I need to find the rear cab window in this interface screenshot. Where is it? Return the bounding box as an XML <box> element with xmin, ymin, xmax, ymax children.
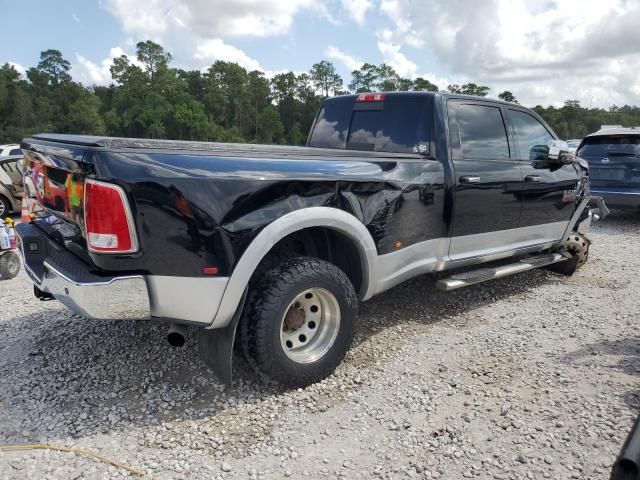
<box><xmin>308</xmin><ymin>94</ymin><xmax>433</xmax><ymax>155</ymax></box>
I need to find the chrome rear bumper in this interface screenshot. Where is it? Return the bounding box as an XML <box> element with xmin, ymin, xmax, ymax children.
<box><xmin>16</xmin><ymin>223</ymin><xmax>151</xmax><ymax>320</ymax></box>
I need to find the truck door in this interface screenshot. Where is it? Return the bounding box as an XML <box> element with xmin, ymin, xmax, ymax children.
<box><xmin>507</xmin><ymin>108</ymin><xmax>579</xmax><ymax>229</ymax></box>
<box><xmin>446</xmin><ymin>100</ymin><xmax>523</xmax><ymax>260</ymax></box>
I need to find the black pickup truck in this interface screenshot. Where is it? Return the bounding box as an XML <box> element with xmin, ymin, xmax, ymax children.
<box><xmin>15</xmin><ymin>92</ymin><xmax>606</xmax><ymax>387</ymax></box>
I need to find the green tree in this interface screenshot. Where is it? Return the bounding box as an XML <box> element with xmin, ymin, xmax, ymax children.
<box><xmin>309</xmin><ymin>60</ymin><xmax>343</xmax><ymax>97</ymax></box>
<box><xmin>498</xmin><ymin>91</ymin><xmax>517</xmax><ymax>103</ymax></box>
<box><xmin>448</xmin><ymin>83</ymin><xmax>490</xmax><ymax>96</ymax></box>
<box><xmin>258</xmin><ymin>106</ymin><xmax>284</xmax><ymax>143</ymax></box>
<box><xmin>349</xmin><ymin>63</ymin><xmax>378</xmax><ymax>92</ymax></box>
<box><xmin>462</xmin><ymin>83</ymin><xmax>489</xmax><ymax>96</ymax></box>
<box><xmin>413</xmin><ymin>77</ymin><xmax>438</xmax><ymax>92</ymax></box>
<box><xmin>5</xmin><ymin>38</ymin><xmax>640</xmax><ymax>147</ymax></box>
<box><xmin>136</xmin><ymin>40</ymin><xmax>172</xmax><ymax>81</ymax></box>
<box><xmin>66</xmin><ymin>92</ymin><xmax>105</xmax><ymax>134</ymax></box>
<box><xmin>37</xmin><ymin>49</ymin><xmax>72</xmax><ymax>85</ymax></box>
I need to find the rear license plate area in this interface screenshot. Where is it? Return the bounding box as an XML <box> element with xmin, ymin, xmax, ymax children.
<box><xmin>591</xmin><ymin>168</ymin><xmax>625</xmax><ymax>181</ymax></box>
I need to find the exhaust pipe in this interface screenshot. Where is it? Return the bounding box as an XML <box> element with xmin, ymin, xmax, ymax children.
<box><xmin>167</xmin><ymin>322</ymin><xmax>188</xmax><ymax>347</ymax></box>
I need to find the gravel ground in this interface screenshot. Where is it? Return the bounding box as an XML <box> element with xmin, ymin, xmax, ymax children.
<box><xmin>1</xmin><ymin>210</ymin><xmax>639</xmax><ymax>480</ymax></box>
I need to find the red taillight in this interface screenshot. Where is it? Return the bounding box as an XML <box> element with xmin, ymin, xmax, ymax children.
<box><xmin>355</xmin><ymin>93</ymin><xmax>385</xmax><ymax>102</ymax></box>
<box><xmin>84</xmin><ymin>179</ymin><xmax>138</xmax><ymax>254</ymax></box>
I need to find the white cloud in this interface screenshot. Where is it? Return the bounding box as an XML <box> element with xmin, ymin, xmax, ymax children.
<box><xmin>341</xmin><ymin>0</ymin><xmax>372</xmax><ymax>25</ymax></box>
<box><xmin>7</xmin><ymin>62</ymin><xmax>26</xmax><ymax>76</ymax></box>
<box><xmin>72</xmin><ymin>12</ymin><xmax>81</xmax><ymax>24</ymax></box>
<box><xmin>194</xmin><ymin>39</ymin><xmax>262</xmax><ymax>71</ymax></box>
<box><xmin>377</xmin><ymin>39</ymin><xmax>417</xmax><ymax>78</ymax></box>
<box><xmin>379</xmin><ymin>0</ymin><xmax>640</xmax><ymax>106</ymax></box>
<box><xmin>73</xmin><ymin>47</ymin><xmax>140</xmax><ymax>86</ymax></box>
<box><xmin>326</xmin><ymin>45</ymin><xmax>363</xmax><ymax>71</ymax></box>
<box><xmin>102</xmin><ymin>0</ymin><xmax>318</xmax><ymax>39</ymax></box>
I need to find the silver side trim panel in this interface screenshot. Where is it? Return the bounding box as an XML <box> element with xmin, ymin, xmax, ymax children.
<box><xmin>373</xmin><ymin>238</ymin><xmax>449</xmax><ymax>295</ymax></box>
<box><xmin>448</xmin><ymin>221</ymin><xmax>567</xmax><ymax>261</ymax></box>
<box><xmin>371</xmin><ymin>221</ymin><xmax>568</xmax><ymax>296</ymax></box>
<box><xmin>146</xmin><ymin>276</ymin><xmax>229</xmax><ymax>325</ymax></box>
<box><xmin>211</xmin><ymin>207</ymin><xmax>378</xmax><ymax>328</ymax></box>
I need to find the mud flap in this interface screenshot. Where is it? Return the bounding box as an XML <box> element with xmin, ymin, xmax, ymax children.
<box><xmin>198</xmin><ymin>290</ymin><xmax>247</xmax><ymax>387</ymax></box>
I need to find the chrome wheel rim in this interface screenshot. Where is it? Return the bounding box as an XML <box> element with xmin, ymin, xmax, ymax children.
<box><xmin>280</xmin><ymin>288</ymin><xmax>341</xmax><ymax>364</ymax></box>
<box><xmin>0</xmin><ymin>201</ymin><xmax>5</xmax><ymax>217</ymax></box>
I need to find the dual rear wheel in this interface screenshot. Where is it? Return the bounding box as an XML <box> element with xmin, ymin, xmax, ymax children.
<box><xmin>238</xmin><ymin>256</ymin><xmax>357</xmax><ymax>388</ymax></box>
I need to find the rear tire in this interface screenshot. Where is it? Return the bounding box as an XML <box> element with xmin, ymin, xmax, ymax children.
<box><xmin>0</xmin><ymin>251</ymin><xmax>20</xmax><ymax>280</ymax></box>
<box><xmin>238</xmin><ymin>256</ymin><xmax>357</xmax><ymax>388</ymax></box>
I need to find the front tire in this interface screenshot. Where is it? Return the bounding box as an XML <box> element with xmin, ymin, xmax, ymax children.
<box><xmin>239</xmin><ymin>256</ymin><xmax>358</xmax><ymax>388</ymax></box>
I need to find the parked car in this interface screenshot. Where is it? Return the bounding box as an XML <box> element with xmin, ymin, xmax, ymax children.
<box><xmin>0</xmin><ymin>155</ymin><xmax>24</xmax><ymax>216</ymax></box>
<box><xmin>577</xmin><ymin>128</ymin><xmax>640</xmax><ymax>210</ymax></box>
<box><xmin>15</xmin><ymin>92</ymin><xmax>605</xmax><ymax>387</ymax></box>
<box><xmin>0</xmin><ymin>144</ymin><xmax>23</xmax><ymax>157</ymax></box>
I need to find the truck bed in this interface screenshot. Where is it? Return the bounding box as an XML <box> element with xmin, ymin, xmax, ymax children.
<box><xmin>25</xmin><ymin>134</ymin><xmax>422</xmax><ymax>161</ymax></box>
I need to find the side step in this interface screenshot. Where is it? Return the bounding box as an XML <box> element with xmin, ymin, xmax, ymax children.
<box><xmin>436</xmin><ymin>253</ymin><xmax>567</xmax><ymax>291</ymax></box>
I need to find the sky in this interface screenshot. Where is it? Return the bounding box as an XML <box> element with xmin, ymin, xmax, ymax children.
<box><xmin>1</xmin><ymin>0</ymin><xmax>640</xmax><ymax>108</ymax></box>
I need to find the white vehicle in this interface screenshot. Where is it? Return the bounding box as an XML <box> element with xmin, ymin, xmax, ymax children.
<box><xmin>0</xmin><ymin>144</ymin><xmax>22</xmax><ymax>157</ymax></box>
<box><xmin>566</xmin><ymin>139</ymin><xmax>581</xmax><ymax>153</ymax></box>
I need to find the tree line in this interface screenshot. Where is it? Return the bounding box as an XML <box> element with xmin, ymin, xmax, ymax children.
<box><xmin>1</xmin><ymin>41</ymin><xmax>639</xmax><ymax>145</ymax></box>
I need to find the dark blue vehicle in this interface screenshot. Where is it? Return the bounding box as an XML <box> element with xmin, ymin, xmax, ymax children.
<box><xmin>578</xmin><ymin>128</ymin><xmax>640</xmax><ymax>210</ymax></box>
<box><xmin>15</xmin><ymin>92</ymin><xmax>605</xmax><ymax>387</ymax></box>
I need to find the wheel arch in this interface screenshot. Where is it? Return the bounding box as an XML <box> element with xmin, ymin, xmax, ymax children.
<box><xmin>209</xmin><ymin>207</ymin><xmax>378</xmax><ymax>329</ymax></box>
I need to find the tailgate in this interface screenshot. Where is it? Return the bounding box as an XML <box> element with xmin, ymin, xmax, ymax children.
<box><xmin>21</xmin><ymin>136</ymin><xmax>95</xmax><ymax>264</ymax></box>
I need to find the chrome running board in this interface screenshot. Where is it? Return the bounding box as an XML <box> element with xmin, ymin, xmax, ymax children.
<box><xmin>436</xmin><ymin>253</ymin><xmax>567</xmax><ymax>291</ymax></box>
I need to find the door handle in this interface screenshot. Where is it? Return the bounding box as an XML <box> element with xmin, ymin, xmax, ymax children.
<box><xmin>525</xmin><ymin>175</ymin><xmax>542</xmax><ymax>183</ymax></box>
<box><xmin>460</xmin><ymin>176</ymin><xmax>481</xmax><ymax>184</ymax></box>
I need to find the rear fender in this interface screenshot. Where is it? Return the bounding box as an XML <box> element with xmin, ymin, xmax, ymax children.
<box><xmin>209</xmin><ymin>207</ymin><xmax>378</xmax><ymax>329</ymax></box>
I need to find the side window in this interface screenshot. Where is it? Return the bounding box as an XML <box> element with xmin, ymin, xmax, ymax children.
<box><xmin>457</xmin><ymin>104</ymin><xmax>510</xmax><ymax>159</ymax></box>
<box><xmin>9</xmin><ymin>149</ymin><xmax>22</xmax><ymax>156</ymax></box>
<box><xmin>509</xmin><ymin>110</ymin><xmax>553</xmax><ymax>160</ymax></box>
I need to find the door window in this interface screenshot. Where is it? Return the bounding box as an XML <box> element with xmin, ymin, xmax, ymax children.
<box><xmin>509</xmin><ymin>110</ymin><xmax>554</xmax><ymax>160</ymax></box>
<box><xmin>457</xmin><ymin>104</ymin><xmax>510</xmax><ymax>159</ymax></box>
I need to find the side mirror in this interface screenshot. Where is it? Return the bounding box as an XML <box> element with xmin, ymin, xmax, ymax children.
<box><xmin>547</xmin><ymin>140</ymin><xmax>570</xmax><ymax>161</ymax></box>
<box><xmin>530</xmin><ymin>140</ymin><xmax>572</xmax><ymax>164</ymax></box>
